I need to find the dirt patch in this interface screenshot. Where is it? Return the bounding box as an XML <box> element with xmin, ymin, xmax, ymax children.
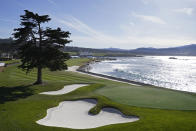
<box><xmin>0</xmin><ymin>67</ymin><xmax>4</xmax><ymax>72</ymax></box>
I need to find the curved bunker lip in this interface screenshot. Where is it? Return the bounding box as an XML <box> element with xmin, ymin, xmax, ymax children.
<box><xmin>39</xmin><ymin>84</ymin><xmax>89</xmax><ymax>95</ymax></box>
<box><xmin>36</xmin><ymin>99</ymin><xmax>139</xmax><ymax>129</ymax></box>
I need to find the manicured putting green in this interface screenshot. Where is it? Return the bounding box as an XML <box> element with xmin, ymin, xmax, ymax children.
<box><xmin>95</xmin><ymin>85</ymin><xmax>196</xmax><ymax>110</ymax></box>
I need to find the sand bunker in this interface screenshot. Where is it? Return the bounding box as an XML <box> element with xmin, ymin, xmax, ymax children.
<box><xmin>40</xmin><ymin>84</ymin><xmax>88</xmax><ymax>95</ymax></box>
<box><xmin>36</xmin><ymin>99</ymin><xmax>139</xmax><ymax>129</ymax></box>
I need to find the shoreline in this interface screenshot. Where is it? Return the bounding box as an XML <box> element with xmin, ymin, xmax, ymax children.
<box><xmin>77</xmin><ymin>60</ymin><xmax>155</xmax><ymax>87</ymax></box>
<box><xmin>75</xmin><ymin>59</ymin><xmax>196</xmax><ymax>95</ymax></box>
<box><xmin>77</xmin><ymin>65</ymin><xmax>148</xmax><ymax>86</ymax></box>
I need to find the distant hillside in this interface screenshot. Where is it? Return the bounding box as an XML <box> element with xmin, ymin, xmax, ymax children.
<box><xmin>0</xmin><ymin>37</ymin><xmax>196</xmax><ymax>56</ymax></box>
<box><xmin>63</xmin><ymin>46</ymin><xmax>137</xmax><ymax>57</ymax></box>
<box><xmin>130</xmin><ymin>44</ymin><xmax>196</xmax><ymax>56</ymax></box>
<box><xmin>64</xmin><ymin>46</ymin><xmax>129</xmax><ymax>53</ymax></box>
<box><xmin>64</xmin><ymin>44</ymin><xmax>196</xmax><ymax>56</ymax></box>
<box><xmin>0</xmin><ymin>38</ymin><xmax>15</xmax><ymax>53</ymax></box>
<box><xmin>103</xmin><ymin>48</ymin><xmax>127</xmax><ymax>52</ymax></box>
<box><xmin>0</xmin><ymin>38</ymin><xmax>13</xmax><ymax>44</ymax></box>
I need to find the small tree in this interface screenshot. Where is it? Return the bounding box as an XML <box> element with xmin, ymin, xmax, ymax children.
<box><xmin>13</xmin><ymin>10</ymin><xmax>71</xmax><ymax>84</ymax></box>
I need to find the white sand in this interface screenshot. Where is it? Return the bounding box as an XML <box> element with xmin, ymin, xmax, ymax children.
<box><xmin>36</xmin><ymin>99</ymin><xmax>139</xmax><ymax>129</ymax></box>
<box><xmin>67</xmin><ymin>66</ymin><xmax>79</xmax><ymax>72</ymax></box>
<box><xmin>40</xmin><ymin>84</ymin><xmax>88</xmax><ymax>95</ymax></box>
<box><xmin>67</xmin><ymin>66</ymin><xmax>140</xmax><ymax>86</ymax></box>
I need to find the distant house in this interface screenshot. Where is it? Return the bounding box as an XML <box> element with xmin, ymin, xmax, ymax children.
<box><xmin>0</xmin><ymin>63</ymin><xmax>5</xmax><ymax>67</ymax></box>
<box><xmin>71</xmin><ymin>56</ymin><xmax>79</xmax><ymax>58</ymax></box>
<box><xmin>79</xmin><ymin>52</ymin><xmax>93</xmax><ymax>58</ymax></box>
<box><xmin>0</xmin><ymin>52</ymin><xmax>13</xmax><ymax>61</ymax></box>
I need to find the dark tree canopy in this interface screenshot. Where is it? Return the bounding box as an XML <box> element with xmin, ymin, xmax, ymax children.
<box><xmin>13</xmin><ymin>10</ymin><xmax>71</xmax><ymax>84</ymax></box>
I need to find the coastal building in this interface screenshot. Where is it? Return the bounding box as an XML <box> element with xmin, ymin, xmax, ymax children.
<box><xmin>0</xmin><ymin>63</ymin><xmax>5</xmax><ymax>67</ymax></box>
<box><xmin>79</xmin><ymin>52</ymin><xmax>93</xmax><ymax>58</ymax></box>
<box><xmin>0</xmin><ymin>52</ymin><xmax>13</xmax><ymax>60</ymax></box>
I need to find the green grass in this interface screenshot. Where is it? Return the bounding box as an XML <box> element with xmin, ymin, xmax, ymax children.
<box><xmin>93</xmin><ymin>53</ymin><xmax>106</xmax><ymax>57</ymax></box>
<box><xmin>96</xmin><ymin>85</ymin><xmax>196</xmax><ymax>110</ymax></box>
<box><xmin>0</xmin><ymin>59</ymin><xmax>21</xmax><ymax>65</ymax></box>
<box><xmin>66</xmin><ymin>52</ymin><xmax>78</xmax><ymax>56</ymax></box>
<box><xmin>0</xmin><ymin>59</ymin><xmax>196</xmax><ymax>131</ymax></box>
<box><xmin>66</xmin><ymin>58</ymin><xmax>91</xmax><ymax>66</ymax></box>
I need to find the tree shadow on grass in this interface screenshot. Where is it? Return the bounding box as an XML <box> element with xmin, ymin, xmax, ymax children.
<box><xmin>0</xmin><ymin>85</ymin><xmax>34</xmax><ymax>104</ymax></box>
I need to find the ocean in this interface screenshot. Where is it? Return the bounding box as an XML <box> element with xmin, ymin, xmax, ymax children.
<box><xmin>89</xmin><ymin>56</ymin><xmax>196</xmax><ymax>93</ymax></box>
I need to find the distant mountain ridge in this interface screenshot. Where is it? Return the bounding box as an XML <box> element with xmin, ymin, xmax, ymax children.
<box><xmin>0</xmin><ymin>38</ymin><xmax>13</xmax><ymax>44</ymax></box>
<box><xmin>130</xmin><ymin>44</ymin><xmax>196</xmax><ymax>56</ymax></box>
<box><xmin>103</xmin><ymin>48</ymin><xmax>127</xmax><ymax>51</ymax></box>
<box><xmin>0</xmin><ymin>37</ymin><xmax>196</xmax><ymax>56</ymax></box>
<box><xmin>0</xmin><ymin>38</ymin><xmax>14</xmax><ymax>53</ymax></box>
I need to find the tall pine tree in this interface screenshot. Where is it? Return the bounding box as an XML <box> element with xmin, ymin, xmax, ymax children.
<box><xmin>13</xmin><ymin>10</ymin><xmax>71</xmax><ymax>84</ymax></box>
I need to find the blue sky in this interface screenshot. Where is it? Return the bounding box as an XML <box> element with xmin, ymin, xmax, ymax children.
<box><xmin>1</xmin><ymin>0</ymin><xmax>196</xmax><ymax>49</ymax></box>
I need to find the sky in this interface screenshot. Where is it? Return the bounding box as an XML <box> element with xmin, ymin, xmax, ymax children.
<box><xmin>0</xmin><ymin>0</ymin><xmax>196</xmax><ymax>49</ymax></box>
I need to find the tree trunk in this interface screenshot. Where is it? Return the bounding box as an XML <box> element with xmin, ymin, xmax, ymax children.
<box><xmin>34</xmin><ymin>22</ymin><xmax>43</xmax><ymax>85</ymax></box>
<box><xmin>34</xmin><ymin>66</ymin><xmax>42</xmax><ymax>85</ymax></box>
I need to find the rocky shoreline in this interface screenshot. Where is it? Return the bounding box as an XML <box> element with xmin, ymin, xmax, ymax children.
<box><xmin>76</xmin><ymin>58</ymin><xmax>196</xmax><ymax>95</ymax></box>
<box><xmin>77</xmin><ymin>58</ymin><xmax>153</xmax><ymax>86</ymax></box>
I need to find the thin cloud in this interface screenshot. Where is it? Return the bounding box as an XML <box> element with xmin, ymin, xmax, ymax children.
<box><xmin>53</xmin><ymin>15</ymin><xmax>196</xmax><ymax>49</ymax></box>
<box><xmin>129</xmin><ymin>22</ymin><xmax>135</xmax><ymax>26</ymax></box>
<box><xmin>47</xmin><ymin>0</ymin><xmax>57</xmax><ymax>6</ymax></box>
<box><xmin>173</xmin><ymin>8</ymin><xmax>194</xmax><ymax>16</ymax></box>
<box><xmin>132</xmin><ymin>12</ymin><xmax>166</xmax><ymax>25</ymax></box>
<box><xmin>54</xmin><ymin>15</ymin><xmax>100</xmax><ymax>37</ymax></box>
<box><xmin>141</xmin><ymin>0</ymin><xmax>153</xmax><ymax>5</ymax></box>
<box><xmin>0</xmin><ymin>18</ymin><xmax>17</xmax><ymax>23</ymax></box>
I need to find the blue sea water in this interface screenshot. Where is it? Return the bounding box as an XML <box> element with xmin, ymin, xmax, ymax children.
<box><xmin>89</xmin><ymin>56</ymin><xmax>196</xmax><ymax>93</ymax></box>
